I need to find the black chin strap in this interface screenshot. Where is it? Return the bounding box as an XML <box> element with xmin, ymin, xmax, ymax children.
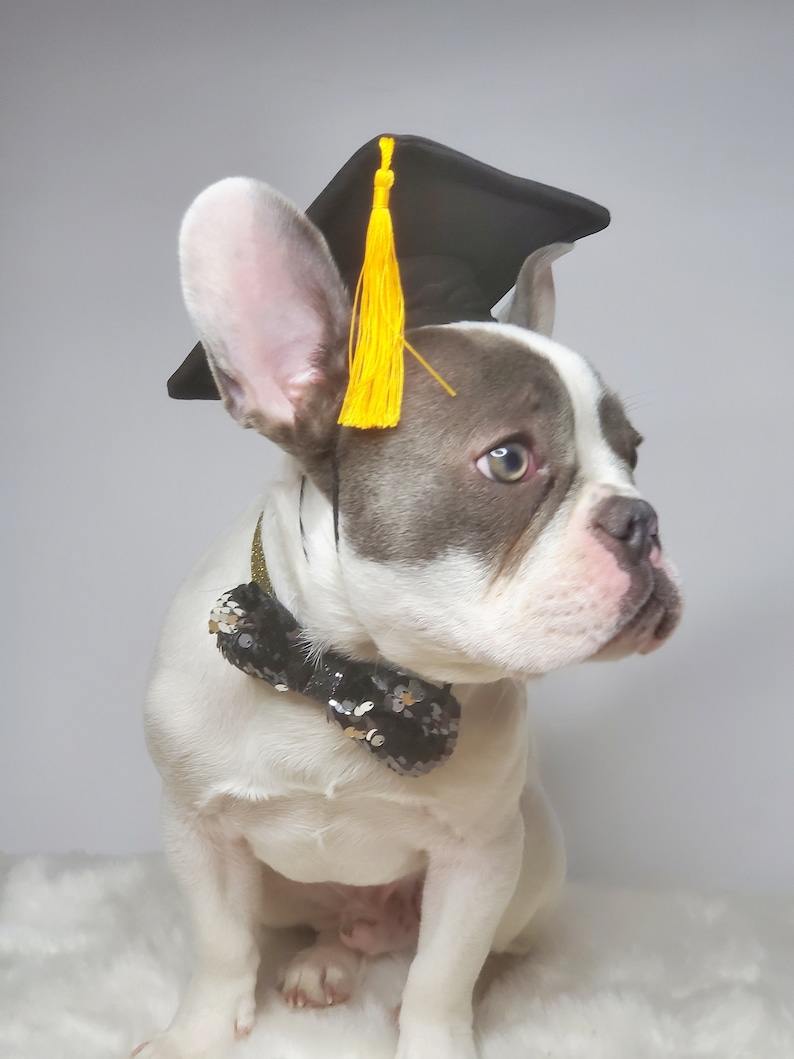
<box><xmin>331</xmin><ymin>443</ymin><xmax>341</xmax><ymax>549</ymax></box>
<box><xmin>298</xmin><ymin>475</ymin><xmax>308</xmax><ymax>560</ymax></box>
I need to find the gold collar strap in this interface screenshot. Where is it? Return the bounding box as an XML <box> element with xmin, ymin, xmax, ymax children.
<box><xmin>251</xmin><ymin>512</ymin><xmax>273</xmax><ymax>595</ymax></box>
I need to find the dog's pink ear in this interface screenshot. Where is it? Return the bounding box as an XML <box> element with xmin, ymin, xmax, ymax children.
<box><xmin>179</xmin><ymin>178</ymin><xmax>350</xmax><ymax>434</ymax></box>
<box><xmin>505</xmin><ymin>243</ymin><xmax>572</xmax><ymax>337</ymax></box>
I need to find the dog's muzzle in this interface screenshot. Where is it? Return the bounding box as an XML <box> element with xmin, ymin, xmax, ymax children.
<box><xmin>589</xmin><ymin>494</ymin><xmax>681</xmax><ymax>658</ymax></box>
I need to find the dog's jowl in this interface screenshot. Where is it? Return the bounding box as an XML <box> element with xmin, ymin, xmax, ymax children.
<box><xmin>137</xmin><ymin>137</ymin><xmax>681</xmax><ymax>1059</ymax></box>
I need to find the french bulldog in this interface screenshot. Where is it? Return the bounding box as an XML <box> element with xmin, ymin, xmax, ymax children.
<box><xmin>136</xmin><ymin>176</ymin><xmax>681</xmax><ymax>1059</ymax></box>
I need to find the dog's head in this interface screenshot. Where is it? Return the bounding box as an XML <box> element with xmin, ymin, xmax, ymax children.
<box><xmin>180</xmin><ymin>178</ymin><xmax>681</xmax><ymax>684</ymax></box>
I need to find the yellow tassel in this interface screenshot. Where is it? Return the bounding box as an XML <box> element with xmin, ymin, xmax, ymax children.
<box><xmin>338</xmin><ymin>136</ymin><xmax>455</xmax><ymax>429</ymax></box>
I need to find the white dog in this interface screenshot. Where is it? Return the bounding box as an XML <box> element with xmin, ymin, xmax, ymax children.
<box><xmin>137</xmin><ymin>175</ymin><xmax>681</xmax><ymax>1059</ymax></box>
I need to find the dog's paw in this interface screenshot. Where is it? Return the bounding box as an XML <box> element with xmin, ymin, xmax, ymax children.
<box><xmin>130</xmin><ymin>1038</ymin><xmax>191</xmax><ymax>1059</ymax></box>
<box><xmin>279</xmin><ymin>939</ymin><xmax>361</xmax><ymax>1009</ymax></box>
<box><xmin>130</xmin><ymin>1037</ymin><xmax>224</xmax><ymax>1059</ymax></box>
<box><xmin>131</xmin><ymin>968</ymin><xmax>257</xmax><ymax>1058</ymax></box>
<box><xmin>131</xmin><ymin>1001</ymin><xmax>255</xmax><ymax>1059</ymax></box>
<box><xmin>130</xmin><ymin>1032</ymin><xmax>235</xmax><ymax>1059</ymax></box>
<box><xmin>131</xmin><ymin>1039</ymin><xmax>182</xmax><ymax>1059</ymax></box>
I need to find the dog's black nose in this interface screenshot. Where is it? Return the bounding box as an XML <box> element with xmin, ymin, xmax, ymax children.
<box><xmin>594</xmin><ymin>497</ymin><xmax>659</xmax><ymax>561</ymax></box>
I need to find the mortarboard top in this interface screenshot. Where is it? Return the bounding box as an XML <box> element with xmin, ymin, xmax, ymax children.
<box><xmin>167</xmin><ymin>134</ymin><xmax>610</xmax><ymax>400</ymax></box>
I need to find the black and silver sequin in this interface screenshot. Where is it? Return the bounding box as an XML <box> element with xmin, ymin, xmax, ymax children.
<box><xmin>209</xmin><ymin>582</ymin><xmax>460</xmax><ymax>776</ymax></box>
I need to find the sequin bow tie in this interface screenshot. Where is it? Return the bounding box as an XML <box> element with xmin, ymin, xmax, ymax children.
<box><xmin>209</xmin><ymin>580</ymin><xmax>460</xmax><ymax>777</ymax></box>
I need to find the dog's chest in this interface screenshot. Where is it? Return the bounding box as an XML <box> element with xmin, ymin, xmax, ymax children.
<box><xmin>197</xmin><ymin>680</ymin><xmax>530</xmax><ymax>888</ymax></box>
<box><xmin>222</xmin><ymin>790</ymin><xmax>431</xmax><ymax>886</ymax></box>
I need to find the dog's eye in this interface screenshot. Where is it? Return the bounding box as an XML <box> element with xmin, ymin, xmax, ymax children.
<box><xmin>477</xmin><ymin>442</ymin><xmax>532</xmax><ymax>483</ymax></box>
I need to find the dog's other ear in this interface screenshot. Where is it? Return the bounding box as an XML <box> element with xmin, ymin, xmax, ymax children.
<box><xmin>505</xmin><ymin>242</ymin><xmax>572</xmax><ymax>337</ymax></box>
<box><xmin>179</xmin><ymin>178</ymin><xmax>351</xmax><ymax>449</ymax></box>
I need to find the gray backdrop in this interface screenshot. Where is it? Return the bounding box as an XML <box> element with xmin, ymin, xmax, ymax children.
<box><xmin>2</xmin><ymin>0</ymin><xmax>792</xmax><ymax>895</ymax></box>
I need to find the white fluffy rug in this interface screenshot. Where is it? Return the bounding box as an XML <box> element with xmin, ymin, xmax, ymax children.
<box><xmin>1</xmin><ymin>854</ymin><xmax>793</xmax><ymax>1059</ymax></box>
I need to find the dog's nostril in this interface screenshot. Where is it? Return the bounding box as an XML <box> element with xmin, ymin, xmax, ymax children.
<box><xmin>595</xmin><ymin>497</ymin><xmax>659</xmax><ymax>561</ymax></box>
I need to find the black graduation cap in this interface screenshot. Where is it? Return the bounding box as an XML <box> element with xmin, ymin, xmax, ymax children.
<box><xmin>167</xmin><ymin>133</ymin><xmax>610</xmax><ymax>400</ymax></box>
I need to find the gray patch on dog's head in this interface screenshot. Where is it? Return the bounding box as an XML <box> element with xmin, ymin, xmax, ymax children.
<box><xmin>598</xmin><ymin>390</ymin><xmax>643</xmax><ymax>470</ymax></box>
<box><xmin>337</xmin><ymin>326</ymin><xmax>578</xmax><ymax>569</ymax></box>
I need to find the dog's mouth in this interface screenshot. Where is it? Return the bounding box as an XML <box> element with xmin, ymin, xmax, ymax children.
<box><xmin>590</xmin><ymin>562</ymin><xmax>682</xmax><ymax>661</ymax></box>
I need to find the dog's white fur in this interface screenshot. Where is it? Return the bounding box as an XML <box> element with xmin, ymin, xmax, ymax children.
<box><xmin>138</xmin><ymin>178</ymin><xmax>680</xmax><ymax>1059</ymax></box>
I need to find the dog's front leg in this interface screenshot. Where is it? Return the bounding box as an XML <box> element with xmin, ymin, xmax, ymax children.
<box><xmin>133</xmin><ymin>797</ymin><xmax>262</xmax><ymax>1059</ymax></box>
<box><xmin>396</xmin><ymin>814</ymin><xmax>524</xmax><ymax>1059</ymax></box>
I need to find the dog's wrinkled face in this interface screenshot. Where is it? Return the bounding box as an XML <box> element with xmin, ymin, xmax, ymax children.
<box><xmin>335</xmin><ymin>323</ymin><xmax>681</xmax><ymax>683</ymax></box>
<box><xmin>179</xmin><ymin>177</ymin><xmax>681</xmax><ymax>684</ymax></box>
